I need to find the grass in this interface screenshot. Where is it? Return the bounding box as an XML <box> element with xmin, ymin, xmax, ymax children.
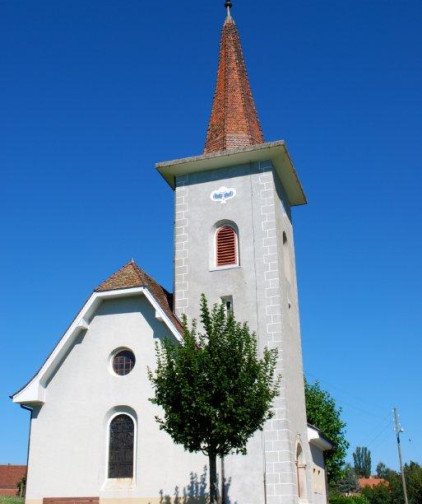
<box><xmin>0</xmin><ymin>497</ymin><xmax>24</xmax><ymax>504</ymax></box>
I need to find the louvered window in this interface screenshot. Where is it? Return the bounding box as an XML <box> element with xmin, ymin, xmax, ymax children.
<box><xmin>216</xmin><ymin>226</ymin><xmax>238</xmax><ymax>267</ymax></box>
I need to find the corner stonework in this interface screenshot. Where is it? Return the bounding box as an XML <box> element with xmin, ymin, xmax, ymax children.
<box><xmin>174</xmin><ymin>175</ymin><xmax>190</xmax><ymax>315</ymax></box>
<box><xmin>257</xmin><ymin>165</ymin><xmax>297</xmax><ymax>504</ymax></box>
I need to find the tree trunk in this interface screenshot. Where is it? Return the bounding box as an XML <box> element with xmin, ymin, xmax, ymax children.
<box><xmin>220</xmin><ymin>455</ymin><xmax>225</xmax><ymax>504</ymax></box>
<box><xmin>209</xmin><ymin>452</ymin><xmax>218</xmax><ymax>504</ymax></box>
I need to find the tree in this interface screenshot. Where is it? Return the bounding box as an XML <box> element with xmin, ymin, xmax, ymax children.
<box><xmin>149</xmin><ymin>295</ymin><xmax>280</xmax><ymax>504</ymax></box>
<box><xmin>336</xmin><ymin>464</ymin><xmax>360</xmax><ymax>495</ymax></box>
<box><xmin>361</xmin><ymin>482</ymin><xmax>391</xmax><ymax>504</ymax></box>
<box><xmin>304</xmin><ymin>379</ymin><xmax>349</xmax><ymax>485</ymax></box>
<box><xmin>353</xmin><ymin>446</ymin><xmax>372</xmax><ymax>478</ymax></box>
<box><xmin>363</xmin><ymin>461</ymin><xmax>422</xmax><ymax>504</ymax></box>
<box><xmin>404</xmin><ymin>461</ymin><xmax>422</xmax><ymax>504</ymax></box>
<box><xmin>376</xmin><ymin>462</ymin><xmax>389</xmax><ymax>479</ymax></box>
<box><xmin>17</xmin><ymin>474</ymin><xmax>26</xmax><ymax>498</ymax></box>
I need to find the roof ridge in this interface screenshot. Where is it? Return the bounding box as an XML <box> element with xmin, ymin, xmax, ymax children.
<box><xmin>132</xmin><ymin>261</ymin><xmax>148</xmax><ymax>284</ymax></box>
<box><xmin>94</xmin><ymin>260</ymin><xmax>135</xmax><ymax>291</ymax></box>
<box><xmin>232</xmin><ymin>18</ymin><xmax>254</xmax><ymax>145</ymax></box>
<box><xmin>223</xmin><ymin>16</ymin><xmax>229</xmax><ymax>151</ymax></box>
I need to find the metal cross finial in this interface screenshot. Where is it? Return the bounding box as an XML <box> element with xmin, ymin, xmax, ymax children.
<box><xmin>225</xmin><ymin>0</ymin><xmax>232</xmax><ymax>18</ymax></box>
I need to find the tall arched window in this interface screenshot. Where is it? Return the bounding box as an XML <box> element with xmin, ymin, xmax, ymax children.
<box><xmin>216</xmin><ymin>225</ymin><xmax>238</xmax><ymax>267</ymax></box>
<box><xmin>108</xmin><ymin>414</ymin><xmax>134</xmax><ymax>478</ymax></box>
<box><xmin>296</xmin><ymin>443</ymin><xmax>307</xmax><ymax>500</ymax></box>
<box><xmin>283</xmin><ymin>232</ymin><xmax>292</xmax><ymax>283</ymax></box>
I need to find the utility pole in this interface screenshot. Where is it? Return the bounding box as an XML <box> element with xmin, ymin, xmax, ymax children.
<box><xmin>393</xmin><ymin>407</ymin><xmax>409</xmax><ymax>504</ymax></box>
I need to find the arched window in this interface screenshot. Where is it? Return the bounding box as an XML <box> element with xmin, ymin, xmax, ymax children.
<box><xmin>296</xmin><ymin>443</ymin><xmax>307</xmax><ymax>500</ymax></box>
<box><xmin>216</xmin><ymin>225</ymin><xmax>238</xmax><ymax>267</ymax></box>
<box><xmin>283</xmin><ymin>232</ymin><xmax>292</xmax><ymax>283</ymax></box>
<box><xmin>108</xmin><ymin>414</ymin><xmax>134</xmax><ymax>478</ymax></box>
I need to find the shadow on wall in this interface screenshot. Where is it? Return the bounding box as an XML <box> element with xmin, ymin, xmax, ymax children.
<box><xmin>158</xmin><ymin>467</ymin><xmax>235</xmax><ymax>504</ymax></box>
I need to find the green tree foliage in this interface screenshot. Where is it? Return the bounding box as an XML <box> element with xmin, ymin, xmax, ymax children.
<box><xmin>305</xmin><ymin>379</ymin><xmax>349</xmax><ymax>485</ymax></box>
<box><xmin>353</xmin><ymin>446</ymin><xmax>372</xmax><ymax>478</ymax></box>
<box><xmin>405</xmin><ymin>461</ymin><xmax>422</xmax><ymax>504</ymax></box>
<box><xmin>149</xmin><ymin>295</ymin><xmax>280</xmax><ymax>504</ymax></box>
<box><xmin>330</xmin><ymin>495</ymin><xmax>369</xmax><ymax>504</ymax></box>
<box><xmin>361</xmin><ymin>482</ymin><xmax>391</xmax><ymax>504</ymax></box>
<box><xmin>16</xmin><ymin>475</ymin><xmax>26</xmax><ymax>498</ymax></box>
<box><xmin>375</xmin><ymin>462</ymin><xmax>389</xmax><ymax>479</ymax></box>
<box><xmin>362</xmin><ymin>461</ymin><xmax>422</xmax><ymax>504</ymax></box>
<box><xmin>336</xmin><ymin>464</ymin><xmax>360</xmax><ymax>495</ymax></box>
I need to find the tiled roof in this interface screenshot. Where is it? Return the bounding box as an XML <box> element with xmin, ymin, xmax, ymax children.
<box><xmin>204</xmin><ymin>14</ymin><xmax>264</xmax><ymax>154</ymax></box>
<box><xmin>358</xmin><ymin>478</ymin><xmax>388</xmax><ymax>488</ymax></box>
<box><xmin>0</xmin><ymin>465</ymin><xmax>26</xmax><ymax>489</ymax></box>
<box><xmin>95</xmin><ymin>260</ymin><xmax>182</xmax><ymax>332</ymax></box>
<box><xmin>11</xmin><ymin>262</ymin><xmax>182</xmax><ymax>401</ymax></box>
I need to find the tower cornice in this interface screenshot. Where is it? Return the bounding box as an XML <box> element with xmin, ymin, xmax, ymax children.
<box><xmin>156</xmin><ymin>140</ymin><xmax>307</xmax><ymax>206</ymax></box>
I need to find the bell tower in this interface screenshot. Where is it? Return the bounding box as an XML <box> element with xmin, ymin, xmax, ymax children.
<box><xmin>157</xmin><ymin>4</ymin><xmax>312</xmax><ymax>504</ymax></box>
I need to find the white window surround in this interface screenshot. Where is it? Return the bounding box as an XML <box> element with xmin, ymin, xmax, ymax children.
<box><xmin>221</xmin><ymin>295</ymin><xmax>233</xmax><ymax>314</ymax></box>
<box><xmin>103</xmin><ymin>409</ymin><xmax>138</xmax><ymax>490</ymax></box>
<box><xmin>109</xmin><ymin>347</ymin><xmax>136</xmax><ymax>377</ymax></box>
<box><xmin>209</xmin><ymin>265</ymin><xmax>241</xmax><ymax>272</ymax></box>
<box><xmin>215</xmin><ymin>225</ymin><xmax>239</xmax><ymax>267</ymax></box>
<box><xmin>209</xmin><ymin>220</ymin><xmax>240</xmax><ymax>270</ymax></box>
<box><xmin>296</xmin><ymin>442</ymin><xmax>308</xmax><ymax>502</ymax></box>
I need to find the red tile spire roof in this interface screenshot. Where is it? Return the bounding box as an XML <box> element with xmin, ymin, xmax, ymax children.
<box><xmin>204</xmin><ymin>9</ymin><xmax>264</xmax><ymax>154</ymax></box>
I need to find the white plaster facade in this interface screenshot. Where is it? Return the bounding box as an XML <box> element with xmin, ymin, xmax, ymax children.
<box><xmin>308</xmin><ymin>426</ymin><xmax>333</xmax><ymax>504</ymax></box>
<box><xmin>13</xmin><ymin>289</ymin><xmax>208</xmax><ymax>504</ymax></box>
<box><xmin>13</xmin><ymin>270</ymin><xmax>332</xmax><ymax>504</ymax></box>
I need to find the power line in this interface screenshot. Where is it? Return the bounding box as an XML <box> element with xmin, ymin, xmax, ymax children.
<box><xmin>371</xmin><ymin>429</ymin><xmax>394</xmax><ymax>452</ymax></box>
<box><xmin>306</xmin><ymin>372</ymin><xmax>387</xmax><ymax>417</ymax></box>
<box><xmin>366</xmin><ymin>418</ymin><xmax>393</xmax><ymax>448</ymax></box>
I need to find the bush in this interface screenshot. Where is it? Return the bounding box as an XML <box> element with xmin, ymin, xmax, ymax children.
<box><xmin>361</xmin><ymin>484</ymin><xmax>391</xmax><ymax>504</ymax></box>
<box><xmin>352</xmin><ymin>496</ymin><xmax>370</xmax><ymax>504</ymax></box>
<box><xmin>330</xmin><ymin>496</ymin><xmax>369</xmax><ymax>504</ymax></box>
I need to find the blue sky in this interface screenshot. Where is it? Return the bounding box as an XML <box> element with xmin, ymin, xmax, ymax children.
<box><xmin>1</xmin><ymin>0</ymin><xmax>421</xmax><ymax>472</ymax></box>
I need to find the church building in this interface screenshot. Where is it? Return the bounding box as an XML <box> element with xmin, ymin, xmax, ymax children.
<box><xmin>12</xmin><ymin>3</ymin><xmax>332</xmax><ymax>504</ymax></box>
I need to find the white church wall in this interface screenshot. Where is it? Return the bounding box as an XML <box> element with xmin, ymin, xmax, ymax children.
<box><xmin>309</xmin><ymin>444</ymin><xmax>329</xmax><ymax>504</ymax></box>
<box><xmin>25</xmin><ymin>295</ymin><xmax>207</xmax><ymax>504</ymax></box>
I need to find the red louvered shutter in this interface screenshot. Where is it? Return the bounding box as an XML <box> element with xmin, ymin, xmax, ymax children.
<box><xmin>216</xmin><ymin>226</ymin><xmax>237</xmax><ymax>267</ymax></box>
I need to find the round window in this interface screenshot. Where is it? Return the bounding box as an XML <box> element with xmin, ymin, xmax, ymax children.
<box><xmin>112</xmin><ymin>350</ymin><xmax>136</xmax><ymax>376</ymax></box>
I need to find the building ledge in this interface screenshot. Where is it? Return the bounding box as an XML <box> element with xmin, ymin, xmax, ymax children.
<box><xmin>156</xmin><ymin>140</ymin><xmax>307</xmax><ymax>206</ymax></box>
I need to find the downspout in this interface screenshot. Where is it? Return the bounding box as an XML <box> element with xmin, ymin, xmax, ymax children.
<box><xmin>20</xmin><ymin>404</ymin><xmax>33</xmax><ymax>499</ymax></box>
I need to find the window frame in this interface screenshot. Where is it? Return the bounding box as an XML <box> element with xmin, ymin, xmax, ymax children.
<box><xmin>296</xmin><ymin>442</ymin><xmax>308</xmax><ymax>501</ymax></box>
<box><xmin>112</xmin><ymin>349</ymin><xmax>136</xmax><ymax>376</ymax></box>
<box><xmin>221</xmin><ymin>295</ymin><xmax>234</xmax><ymax>315</ymax></box>
<box><xmin>214</xmin><ymin>224</ymin><xmax>239</xmax><ymax>269</ymax></box>
<box><xmin>110</xmin><ymin>347</ymin><xmax>136</xmax><ymax>377</ymax></box>
<box><xmin>106</xmin><ymin>412</ymin><xmax>137</xmax><ymax>481</ymax></box>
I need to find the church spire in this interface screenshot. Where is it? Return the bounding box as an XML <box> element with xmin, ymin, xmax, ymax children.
<box><xmin>204</xmin><ymin>4</ymin><xmax>264</xmax><ymax>154</ymax></box>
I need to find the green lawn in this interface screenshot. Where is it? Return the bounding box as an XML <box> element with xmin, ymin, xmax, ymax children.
<box><xmin>0</xmin><ymin>497</ymin><xmax>24</xmax><ymax>504</ymax></box>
